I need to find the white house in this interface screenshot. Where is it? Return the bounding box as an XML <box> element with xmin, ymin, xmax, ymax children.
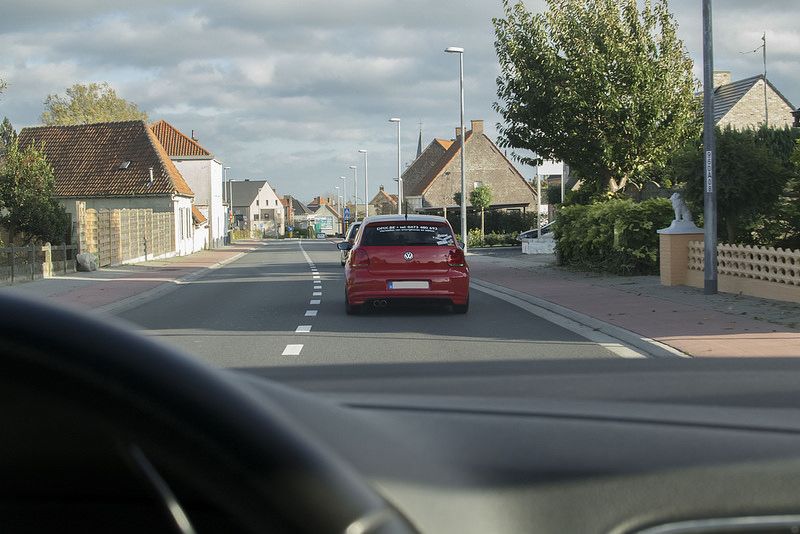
<box><xmin>18</xmin><ymin>120</ymin><xmax>199</xmax><ymax>257</ymax></box>
<box><xmin>230</xmin><ymin>179</ymin><xmax>285</xmax><ymax>236</ymax></box>
<box><xmin>150</xmin><ymin>120</ymin><xmax>226</xmax><ymax>248</ymax></box>
<box><xmin>310</xmin><ymin>204</ymin><xmax>341</xmax><ymax>236</ymax></box>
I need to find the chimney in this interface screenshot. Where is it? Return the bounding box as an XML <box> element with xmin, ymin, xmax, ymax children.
<box><xmin>379</xmin><ymin>185</ymin><xmax>384</xmax><ymax>191</ymax></box>
<box><xmin>713</xmin><ymin>71</ymin><xmax>731</xmax><ymax>89</ymax></box>
<box><xmin>191</xmin><ymin>129</ymin><xmax>199</xmax><ymax>141</ymax></box>
<box><xmin>470</xmin><ymin>119</ymin><xmax>484</xmax><ymax>134</ymax></box>
<box><xmin>455</xmin><ymin>127</ymin><xmax>462</xmax><ymax>139</ymax></box>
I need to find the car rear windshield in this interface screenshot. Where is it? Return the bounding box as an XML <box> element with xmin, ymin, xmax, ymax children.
<box><xmin>360</xmin><ymin>223</ymin><xmax>455</xmax><ymax>246</ymax></box>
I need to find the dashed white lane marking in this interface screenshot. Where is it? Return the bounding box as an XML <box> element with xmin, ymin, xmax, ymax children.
<box><xmin>295</xmin><ymin>325</ymin><xmax>312</xmax><ymax>333</ymax></box>
<box><xmin>305</xmin><ymin>310</ymin><xmax>318</xmax><ymax>317</ymax></box>
<box><xmin>313</xmin><ymin>292</ymin><xmax>322</xmax><ymax>296</ymax></box>
<box><xmin>314</xmin><ymin>285</ymin><xmax>322</xmax><ymax>289</ymax></box>
<box><xmin>282</xmin><ymin>344</ymin><xmax>303</xmax><ymax>356</ymax></box>
<box><xmin>313</xmin><ymin>275</ymin><xmax>321</xmax><ymax>279</ymax></box>
<box><xmin>310</xmin><ymin>299</ymin><xmax>321</xmax><ymax>305</ymax></box>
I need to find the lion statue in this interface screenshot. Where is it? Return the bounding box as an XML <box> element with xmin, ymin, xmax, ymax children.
<box><xmin>669</xmin><ymin>192</ymin><xmax>693</xmax><ymax>223</ymax></box>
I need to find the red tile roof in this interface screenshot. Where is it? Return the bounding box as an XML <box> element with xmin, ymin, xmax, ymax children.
<box><xmin>150</xmin><ymin>119</ymin><xmax>212</xmax><ymax>158</ymax></box>
<box><xmin>191</xmin><ymin>205</ymin><xmax>207</xmax><ymax>225</ymax></box>
<box><xmin>18</xmin><ymin>121</ymin><xmax>194</xmax><ymax>198</ymax></box>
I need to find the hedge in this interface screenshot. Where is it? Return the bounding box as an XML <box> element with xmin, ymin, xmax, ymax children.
<box><xmin>554</xmin><ymin>198</ymin><xmax>673</xmax><ymax>275</ymax></box>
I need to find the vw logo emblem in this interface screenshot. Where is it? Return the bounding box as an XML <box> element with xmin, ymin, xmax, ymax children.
<box><xmin>403</xmin><ymin>251</ymin><xmax>414</xmax><ymax>261</ymax></box>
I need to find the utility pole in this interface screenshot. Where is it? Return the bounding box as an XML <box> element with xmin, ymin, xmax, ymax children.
<box><xmin>763</xmin><ymin>32</ymin><xmax>768</xmax><ymax>126</ymax></box>
<box><xmin>702</xmin><ymin>0</ymin><xmax>717</xmax><ymax>294</ymax></box>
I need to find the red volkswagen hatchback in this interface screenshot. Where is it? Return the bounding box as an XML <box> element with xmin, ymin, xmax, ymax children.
<box><xmin>338</xmin><ymin>214</ymin><xmax>469</xmax><ymax>314</ymax></box>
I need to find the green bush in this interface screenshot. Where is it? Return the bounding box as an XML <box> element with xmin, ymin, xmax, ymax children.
<box><xmin>446</xmin><ymin>209</ymin><xmax>539</xmax><ymax>235</ymax></box>
<box><xmin>554</xmin><ymin>198</ymin><xmax>673</xmax><ymax>275</ymax></box>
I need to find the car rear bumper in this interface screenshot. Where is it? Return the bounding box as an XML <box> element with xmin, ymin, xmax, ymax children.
<box><xmin>345</xmin><ymin>269</ymin><xmax>469</xmax><ymax>305</ymax></box>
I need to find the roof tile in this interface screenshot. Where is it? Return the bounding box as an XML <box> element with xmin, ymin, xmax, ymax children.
<box><xmin>150</xmin><ymin>120</ymin><xmax>213</xmax><ymax>158</ymax></box>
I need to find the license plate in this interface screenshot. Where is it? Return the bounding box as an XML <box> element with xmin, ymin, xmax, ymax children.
<box><xmin>388</xmin><ymin>281</ymin><xmax>429</xmax><ymax>290</ymax></box>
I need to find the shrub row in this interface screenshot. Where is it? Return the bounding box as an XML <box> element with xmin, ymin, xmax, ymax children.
<box><xmin>554</xmin><ymin>198</ymin><xmax>673</xmax><ymax>275</ymax></box>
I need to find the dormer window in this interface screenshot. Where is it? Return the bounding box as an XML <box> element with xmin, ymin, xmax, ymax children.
<box><xmin>119</xmin><ymin>161</ymin><xmax>131</xmax><ymax>170</ymax></box>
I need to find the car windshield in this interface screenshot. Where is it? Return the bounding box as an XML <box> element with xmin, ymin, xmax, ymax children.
<box><xmin>361</xmin><ymin>223</ymin><xmax>455</xmax><ymax>246</ymax></box>
<box><xmin>1</xmin><ymin>1</ymin><xmax>799</xmax><ymax>388</ymax></box>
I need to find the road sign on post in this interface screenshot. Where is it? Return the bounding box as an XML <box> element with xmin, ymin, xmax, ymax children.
<box><xmin>343</xmin><ymin>207</ymin><xmax>351</xmax><ymax>221</ymax></box>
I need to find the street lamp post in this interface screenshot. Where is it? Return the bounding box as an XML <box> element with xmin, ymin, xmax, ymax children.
<box><xmin>389</xmin><ymin>118</ymin><xmax>402</xmax><ymax>214</ymax></box>
<box><xmin>339</xmin><ymin>176</ymin><xmax>347</xmax><ymax>234</ymax></box>
<box><xmin>349</xmin><ymin>165</ymin><xmax>358</xmax><ymax>221</ymax></box>
<box><xmin>445</xmin><ymin>46</ymin><xmax>467</xmax><ymax>253</ymax></box>
<box><xmin>702</xmin><ymin>0</ymin><xmax>717</xmax><ymax>294</ymax></box>
<box><xmin>358</xmin><ymin>149</ymin><xmax>368</xmax><ymax>218</ymax></box>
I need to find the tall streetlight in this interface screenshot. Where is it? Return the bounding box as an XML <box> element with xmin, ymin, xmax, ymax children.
<box><xmin>223</xmin><ymin>166</ymin><xmax>233</xmax><ymax>232</ymax></box>
<box><xmin>702</xmin><ymin>0</ymin><xmax>717</xmax><ymax>294</ymax></box>
<box><xmin>358</xmin><ymin>149</ymin><xmax>369</xmax><ymax>218</ymax></box>
<box><xmin>339</xmin><ymin>176</ymin><xmax>347</xmax><ymax>234</ymax></box>
<box><xmin>389</xmin><ymin>118</ymin><xmax>402</xmax><ymax>214</ymax></box>
<box><xmin>335</xmin><ymin>185</ymin><xmax>340</xmax><ymax>212</ymax></box>
<box><xmin>445</xmin><ymin>46</ymin><xmax>467</xmax><ymax>252</ymax></box>
<box><xmin>349</xmin><ymin>165</ymin><xmax>358</xmax><ymax>221</ymax></box>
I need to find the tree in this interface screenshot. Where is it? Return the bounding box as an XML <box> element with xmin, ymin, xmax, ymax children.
<box><xmin>469</xmin><ymin>185</ymin><xmax>493</xmax><ymax>239</ymax></box>
<box><xmin>0</xmin><ymin>117</ymin><xmax>16</xmax><ymax>154</ymax></box>
<box><xmin>0</xmin><ymin>138</ymin><xmax>69</xmax><ymax>244</ymax></box>
<box><xmin>674</xmin><ymin>127</ymin><xmax>794</xmax><ymax>244</ymax></box>
<box><xmin>493</xmin><ymin>0</ymin><xmax>699</xmax><ymax>195</ymax></box>
<box><xmin>452</xmin><ymin>192</ymin><xmax>462</xmax><ymax>207</ymax></box>
<box><xmin>41</xmin><ymin>82</ymin><xmax>148</xmax><ymax>125</ymax></box>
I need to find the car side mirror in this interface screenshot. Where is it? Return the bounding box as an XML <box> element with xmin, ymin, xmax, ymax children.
<box><xmin>457</xmin><ymin>241</ymin><xmax>465</xmax><ymax>249</ymax></box>
<box><xmin>337</xmin><ymin>242</ymin><xmax>353</xmax><ymax>251</ymax></box>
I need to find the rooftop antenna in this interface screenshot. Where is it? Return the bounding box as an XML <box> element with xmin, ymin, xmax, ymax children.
<box><xmin>740</xmin><ymin>31</ymin><xmax>768</xmax><ymax>125</ymax></box>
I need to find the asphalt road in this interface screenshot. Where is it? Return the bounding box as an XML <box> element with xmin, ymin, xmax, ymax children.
<box><xmin>116</xmin><ymin>239</ymin><xmax>616</xmax><ymax>371</ymax></box>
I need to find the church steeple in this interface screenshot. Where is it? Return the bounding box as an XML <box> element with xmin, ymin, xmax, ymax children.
<box><xmin>416</xmin><ymin>120</ymin><xmax>423</xmax><ymax>158</ymax></box>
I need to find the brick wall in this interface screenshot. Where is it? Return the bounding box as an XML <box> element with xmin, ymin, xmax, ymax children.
<box><xmin>719</xmin><ymin>80</ymin><xmax>794</xmax><ymax>129</ymax></box>
<box><xmin>423</xmin><ymin>133</ymin><xmax>537</xmax><ymax>210</ymax></box>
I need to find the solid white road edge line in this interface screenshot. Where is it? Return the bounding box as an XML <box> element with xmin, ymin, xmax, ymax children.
<box><xmin>282</xmin><ymin>344</ymin><xmax>303</xmax><ymax>356</ymax></box>
<box><xmin>470</xmin><ymin>283</ymin><xmax>646</xmax><ymax>359</ymax></box>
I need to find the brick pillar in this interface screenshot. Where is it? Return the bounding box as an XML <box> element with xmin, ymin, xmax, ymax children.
<box><xmin>658</xmin><ymin>231</ymin><xmax>704</xmax><ymax>286</ymax></box>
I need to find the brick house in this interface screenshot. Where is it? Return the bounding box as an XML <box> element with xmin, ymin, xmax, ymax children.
<box><xmin>18</xmin><ymin>120</ymin><xmax>200</xmax><ymax>257</ymax></box>
<box><xmin>368</xmin><ymin>185</ymin><xmax>398</xmax><ymax>215</ymax></box>
<box><xmin>702</xmin><ymin>71</ymin><xmax>795</xmax><ymax>129</ymax></box>
<box><xmin>402</xmin><ymin>120</ymin><xmax>537</xmax><ymax>214</ymax></box>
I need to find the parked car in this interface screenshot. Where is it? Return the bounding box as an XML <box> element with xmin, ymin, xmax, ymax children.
<box><xmin>338</xmin><ymin>214</ymin><xmax>469</xmax><ymax>314</ymax></box>
<box><xmin>340</xmin><ymin>222</ymin><xmax>362</xmax><ymax>266</ymax></box>
<box><xmin>517</xmin><ymin>221</ymin><xmax>554</xmax><ymax>241</ymax></box>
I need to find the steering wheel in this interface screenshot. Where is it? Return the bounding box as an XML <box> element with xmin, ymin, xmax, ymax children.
<box><xmin>0</xmin><ymin>293</ymin><xmax>416</xmax><ymax>533</ymax></box>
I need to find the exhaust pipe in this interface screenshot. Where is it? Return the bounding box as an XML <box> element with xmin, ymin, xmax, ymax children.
<box><xmin>372</xmin><ymin>299</ymin><xmax>388</xmax><ymax>308</ymax></box>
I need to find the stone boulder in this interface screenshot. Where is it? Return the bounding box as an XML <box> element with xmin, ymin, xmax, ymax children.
<box><xmin>75</xmin><ymin>252</ymin><xmax>98</xmax><ymax>272</ymax></box>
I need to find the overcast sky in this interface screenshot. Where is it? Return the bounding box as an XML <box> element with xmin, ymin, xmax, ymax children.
<box><xmin>1</xmin><ymin>0</ymin><xmax>798</xmax><ymax>203</ymax></box>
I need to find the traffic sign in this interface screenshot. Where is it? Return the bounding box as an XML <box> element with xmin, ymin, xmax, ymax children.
<box><xmin>343</xmin><ymin>207</ymin><xmax>351</xmax><ymax>221</ymax></box>
<box><xmin>287</xmin><ymin>225</ymin><xmax>294</xmax><ymax>232</ymax></box>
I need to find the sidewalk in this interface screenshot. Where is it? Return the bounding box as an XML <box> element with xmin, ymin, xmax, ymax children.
<box><xmin>1</xmin><ymin>241</ymin><xmax>262</xmax><ymax>313</ymax></box>
<box><xmin>468</xmin><ymin>251</ymin><xmax>800</xmax><ymax>357</ymax></box>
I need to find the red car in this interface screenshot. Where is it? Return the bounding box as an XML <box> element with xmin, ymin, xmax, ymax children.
<box><xmin>338</xmin><ymin>214</ymin><xmax>469</xmax><ymax>314</ymax></box>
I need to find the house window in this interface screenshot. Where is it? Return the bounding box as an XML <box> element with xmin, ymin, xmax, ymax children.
<box><xmin>256</xmin><ymin>200</ymin><xmax>260</xmax><ymax>206</ymax></box>
<box><xmin>254</xmin><ymin>214</ymin><xmax>260</xmax><ymax>220</ymax></box>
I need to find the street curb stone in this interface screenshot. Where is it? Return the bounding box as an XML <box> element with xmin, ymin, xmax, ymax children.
<box><xmin>471</xmin><ymin>277</ymin><xmax>690</xmax><ymax>359</ymax></box>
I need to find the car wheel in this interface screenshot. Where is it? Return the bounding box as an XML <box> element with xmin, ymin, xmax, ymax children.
<box><xmin>453</xmin><ymin>297</ymin><xmax>469</xmax><ymax>314</ymax></box>
<box><xmin>345</xmin><ymin>294</ymin><xmax>359</xmax><ymax>315</ymax></box>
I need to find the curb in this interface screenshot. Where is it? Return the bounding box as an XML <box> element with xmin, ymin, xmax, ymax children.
<box><xmin>471</xmin><ymin>277</ymin><xmax>690</xmax><ymax>359</ymax></box>
<box><xmin>94</xmin><ymin>250</ymin><xmax>250</xmax><ymax>316</ymax></box>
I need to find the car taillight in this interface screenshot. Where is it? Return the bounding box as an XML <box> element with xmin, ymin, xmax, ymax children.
<box><xmin>448</xmin><ymin>248</ymin><xmax>465</xmax><ymax>267</ymax></box>
<box><xmin>350</xmin><ymin>247</ymin><xmax>370</xmax><ymax>268</ymax></box>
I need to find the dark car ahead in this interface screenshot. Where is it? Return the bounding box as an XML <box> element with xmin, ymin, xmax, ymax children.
<box><xmin>338</xmin><ymin>214</ymin><xmax>469</xmax><ymax>314</ymax></box>
<box><xmin>340</xmin><ymin>222</ymin><xmax>361</xmax><ymax>266</ymax></box>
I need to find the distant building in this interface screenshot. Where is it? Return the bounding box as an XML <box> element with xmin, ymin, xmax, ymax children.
<box><xmin>402</xmin><ymin>119</ymin><xmax>537</xmax><ymax>214</ymax></box>
<box><xmin>230</xmin><ymin>179</ymin><xmax>285</xmax><ymax>236</ymax></box>
<box><xmin>700</xmin><ymin>71</ymin><xmax>795</xmax><ymax>129</ymax></box>
<box><xmin>369</xmin><ymin>185</ymin><xmax>399</xmax><ymax>215</ymax></box>
<box><xmin>310</xmin><ymin>203</ymin><xmax>341</xmax><ymax>236</ymax></box>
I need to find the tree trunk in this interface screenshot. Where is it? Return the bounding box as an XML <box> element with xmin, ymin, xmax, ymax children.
<box><xmin>481</xmin><ymin>208</ymin><xmax>485</xmax><ymax>239</ymax></box>
<box><xmin>608</xmin><ymin>176</ymin><xmax>628</xmax><ymax>193</ymax></box>
<box><xmin>725</xmin><ymin>218</ymin><xmax>737</xmax><ymax>244</ymax></box>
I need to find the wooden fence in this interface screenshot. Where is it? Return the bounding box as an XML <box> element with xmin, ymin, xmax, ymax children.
<box><xmin>77</xmin><ymin>204</ymin><xmax>174</xmax><ymax>267</ymax></box>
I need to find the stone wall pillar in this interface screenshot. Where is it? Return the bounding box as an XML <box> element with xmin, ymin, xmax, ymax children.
<box><xmin>658</xmin><ymin>230</ymin><xmax>704</xmax><ymax>286</ymax></box>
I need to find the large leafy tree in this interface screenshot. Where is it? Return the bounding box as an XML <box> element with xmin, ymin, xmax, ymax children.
<box><xmin>674</xmin><ymin>127</ymin><xmax>794</xmax><ymax>244</ymax></box>
<box><xmin>41</xmin><ymin>82</ymin><xmax>148</xmax><ymax>125</ymax></box>
<box><xmin>0</xmin><ymin>138</ymin><xmax>69</xmax><ymax>244</ymax></box>
<box><xmin>469</xmin><ymin>185</ymin><xmax>493</xmax><ymax>238</ymax></box>
<box><xmin>493</xmin><ymin>0</ymin><xmax>699</xmax><ymax>195</ymax></box>
<box><xmin>0</xmin><ymin>117</ymin><xmax>16</xmax><ymax>154</ymax></box>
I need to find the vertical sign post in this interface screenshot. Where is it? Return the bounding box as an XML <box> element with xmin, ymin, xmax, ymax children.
<box><xmin>702</xmin><ymin>0</ymin><xmax>717</xmax><ymax>294</ymax></box>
